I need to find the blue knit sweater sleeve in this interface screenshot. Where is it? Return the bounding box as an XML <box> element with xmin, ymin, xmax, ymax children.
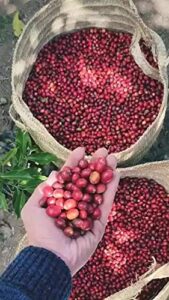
<box><xmin>0</xmin><ymin>246</ymin><xmax>72</xmax><ymax>300</ymax></box>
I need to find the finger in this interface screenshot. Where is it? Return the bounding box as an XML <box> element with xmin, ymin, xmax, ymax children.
<box><xmin>91</xmin><ymin>220</ymin><xmax>105</xmax><ymax>241</ymax></box>
<box><xmin>91</xmin><ymin>148</ymin><xmax>108</xmax><ymax>162</ymax></box>
<box><xmin>24</xmin><ymin>182</ymin><xmax>47</xmax><ymax>210</ymax></box>
<box><xmin>106</xmin><ymin>153</ymin><xmax>117</xmax><ymax>169</ymax></box>
<box><xmin>64</xmin><ymin>147</ymin><xmax>85</xmax><ymax>168</ymax></box>
<box><xmin>100</xmin><ymin>170</ymin><xmax>120</xmax><ymax>224</ymax></box>
<box><xmin>31</xmin><ymin>171</ymin><xmax>58</xmax><ymax>204</ymax></box>
<box><xmin>78</xmin><ymin>219</ymin><xmax>107</xmax><ymax>263</ymax></box>
<box><xmin>91</xmin><ymin>171</ymin><xmax>120</xmax><ymax>240</ymax></box>
<box><xmin>21</xmin><ymin>182</ymin><xmax>46</xmax><ymax>220</ymax></box>
<box><xmin>46</xmin><ymin>171</ymin><xmax>58</xmax><ymax>185</ymax></box>
<box><xmin>70</xmin><ymin>233</ymin><xmax>96</xmax><ymax>275</ymax></box>
<box><xmin>23</xmin><ymin>171</ymin><xmax>58</xmax><ymax>210</ymax></box>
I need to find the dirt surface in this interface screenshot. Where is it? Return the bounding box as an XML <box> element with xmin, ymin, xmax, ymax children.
<box><xmin>0</xmin><ymin>0</ymin><xmax>50</xmax><ymax>273</ymax></box>
<box><xmin>0</xmin><ymin>211</ymin><xmax>25</xmax><ymax>272</ymax></box>
<box><xmin>0</xmin><ymin>0</ymin><xmax>169</xmax><ymax>274</ymax></box>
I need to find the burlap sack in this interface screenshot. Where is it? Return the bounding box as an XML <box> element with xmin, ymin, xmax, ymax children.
<box><xmin>10</xmin><ymin>0</ymin><xmax>168</xmax><ymax>166</ymax></box>
<box><xmin>16</xmin><ymin>160</ymin><xmax>169</xmax><ymax>300</ymax></box>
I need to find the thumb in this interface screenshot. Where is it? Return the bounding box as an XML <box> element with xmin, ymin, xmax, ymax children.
<box><xmin>81</xmin><ymin>171</ymin><xmax>120</xmax><ymax>265</ymax></box>
<box><xmin>92</xmin><ymin>170</ymin><xmax>120</xmax><ymax>241</ymax></box>
<box><xmin>32</xmin><ymin>171</ymin><xmax>58</xmax><ymax>205</ymax></box>
<box><xmin>22</xmin><ymin>171</ymin><xmax>58</xmax><ymax>213</ymax></box>
<box><xmin>100</xmin><ymin>170</ymin><xmax>120</xmax><ymax>225</ymax></box>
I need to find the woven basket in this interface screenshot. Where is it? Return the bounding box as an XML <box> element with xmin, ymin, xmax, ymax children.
<box><xmin>10</xmin><ymin>0</ymin><xmax>168</xmax><ymax>166</ymax></box>
<box><xmin>16</xmin><ymin>160</ymin><xmax>169</xmax><ymax>300</ymax></box>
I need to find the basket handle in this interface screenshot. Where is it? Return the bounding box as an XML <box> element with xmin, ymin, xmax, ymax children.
<box><xmin>128</xmin><ymin>0</ymin><xmax>138</xmax><ymax>12</ymax></box>
<box><xmin>9</xmin><ymin>104</ymin><xmax>27</xmax><ymax>131</ymax></box>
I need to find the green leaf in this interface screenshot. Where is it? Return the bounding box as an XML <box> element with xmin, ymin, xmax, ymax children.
<box><xmin>16</xmin><ymin>130</ymin><xmax>32</xmax><ymax>153</ymax></box>
<box><xmin>0</xmin><ymin>169</ymin><xmax>34</xmax><ymax>181</ymax></box>
<box><xmin>0</xmin><ymin>192</ymin><xmax>8</xmax><ymax>211</ymax></box>
<box><xmin>13</xmin><ymin>190</ymin><xmax>26</xmax><ymax>217</ymax></box>
<box><xmin>12</xmin><ymin>11</ymin><xmax>24</xmax><ymax>37</ymax></box>
<box><xmin>28</xmin><ymin>152</ymin><xmax>58</xmax><ymax>165</ymax></box>
<box><xmin>21</xmin><ymin>178</ymin><xmax>45</xmax><ymax>193</ymax></box>
<box><xmin>0</xmin><ymin>147</ymin><xmax>18</xmax><ymax>166</ymax></box>
<box><xmin>15</xmin><ymin>130</ymin><xmax>32</xmax><ymax>166</ymax></box>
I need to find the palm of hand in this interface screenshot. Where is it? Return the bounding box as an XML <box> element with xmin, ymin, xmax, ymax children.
<box><xmin>22</xmin><ymin>148</ymin><xmax>119</xmax><ymax>275</ymax></box>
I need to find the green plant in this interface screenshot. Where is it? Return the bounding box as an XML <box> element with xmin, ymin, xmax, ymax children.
<box><xmin>0</xmin><ymin>129</ymin><xmax>61</xmax><ymax>217</ymax></box>
<box><xmin>12</xmin><ymin>11</ymin><xmax>24</xmax><ymax>37</ymax></box>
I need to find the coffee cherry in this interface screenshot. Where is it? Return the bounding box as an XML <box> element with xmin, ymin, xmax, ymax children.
<box><xmin>47</xmin><ymin>197</ymin><xmax>56</xmax><ymax>206</ymax></box>
<box><xmin>93</xmin><ymin>207</ymin><xmax>101</xmax><ymax>220</ymax></box>
<box><xmin>55</xmin><ymin>217</ymin><xmax>66</xmax><ymax>229</ymax></box>
<box><xmin>64</xmin><ymin>191</ymin><xmax>72</xmax><ymax>199</ymax></box>
<box><xmin>81</xmin><ymin>219</ymin><xmax>93</xmax><ymax>231</ymax></box>
<box><xmin>96</xmin><ymin>183</ymin><xmax>106</xmax><ymax>194</ymax></box>
<box><xmin>86</xmin><ymin>184</ymin><xmax>96</xmax><ymax>194</ymax></box>
<box><xmin>82</xmin><ymin>193</ymin><xmax>92</xmax><ymax>202</ymax></box>
<box><xmin>65</xmin><ymin>183</ymin><xmax>74</xmax><ymax>191</ymax></box>
<box><xmin>79</xmin><ymin>159</ymin><xmax>89</xmax><ymax>169</ymax></box>
<box><xmin>72</xmin><ymin>190</ymin><xmax>83</xmax><ymax>201</ymax></box>
<box><xmin>60</xmin><ymin>168</ymin><xmax>71</xmax><ymax>181</ymax></box>
<box><xmin>60</xmin><ymin>212</ymin><xmax>67</xmax><ymax>219</ymax></box>
<box><xmin>78</xmin><ymin>201</ymin><xmax>88</xmax><ymax>211</ymax></box>
<box><xmin>43</xmin><ymin>186</ymin><xmax>53</xmax><ymax>197</ymax></box>
<box><xmin>89</xmin><ymin>171</ymin><xmax>101</xmax><ymax>185</ymax></box>
<box><xmin>72</xmin><ymin>167</ymin><xmax>81</xmax><ymax>173</ymax></box>
<box><xmin>52</xmin><ymin>182</ymin><xmax>63</xmax><ymax>189</ymax></box>
<box><xmin>56</xmin><ymin>174</ymin><xmax>65</xmax><ymax>184</ymax></box>
<box><xmin>73</xmin><ymin>230</ymin><xmax>81</xmax><ymax>239</ymax></box>
<box><xmin>73</xmin><ymin>218</ymin><xmax>84</xmax><ymax>229</ymax></box>
<box><xmin>39</xmin><ymin>198</ymin><xmax>47</xmax><ymax>208</ymax></box>
<box><xmin>81</xmin><ymin>168</ymin><xmax>92</xmax><ymax>178</ymax></box>
<box><xmin>72</xmin><ymin>173</ymin><xmax>80</xmax><ymax>183</ymax></box>
<box><xmin>101</xmin><ymin>169</ymin><xmax>114</xmax><ymax>184</ymax></box>
<box><xmin>53</xmin><ymin>188</ymin><xmax>64</xmax><ymax>199</ymax></box>
<box><xmin>94</xmin><ymin>194</ymin><xmax>103</xmax><ymax>205</ymax></box>
<box><xmin>87</xmin><ymin>204</ymin><xmax>94</xmax><ymax>214</ymax></box>
<box><xmin>64</xmin><ymin>226</ymin><xmax>74</xmax><ymax>237</ymax></box>
<box><xmin>64</xmin><ymin>199</ymin><xmax>77</xmax><ymax>210</ymax></box>
<box><xmin>67</xmin><ymin>208</ymin><xmax>79</xmax><ymax>220</ymax></box>
<box><xmin>76</xmin><ymin>178</ymin><xmax>88</xmax><ymax>188</ymax></box>
<box><xmin>95</xmin><ymin>157</ymin><xmax>107</xmax><ymax>173</ymax></box>
<box><xmin>79</xmin><ymin>210</ymin><xmax>88</xmax><ymax>219</ymax></box>
<box><xmin>46</xmin><ymin>205</ymin><xmax>61</xmax><ymax>217</ymax></box>
<box><xmin>55</xmin><ymin>198</ymin><xmax>64</xmax><ymax>209</ymax></box>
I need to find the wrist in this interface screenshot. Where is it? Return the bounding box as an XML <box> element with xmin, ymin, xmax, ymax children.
<box><xmin>28</xmin><ymin>240</ymin><xmax>73</xmax><ymax>275</ymax></box>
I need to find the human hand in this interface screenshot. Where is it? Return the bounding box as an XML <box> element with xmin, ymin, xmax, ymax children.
<box><xmin>21</xmin><ymin>147</ymin><xmax>120</xmax><ymax>276</ymax></box>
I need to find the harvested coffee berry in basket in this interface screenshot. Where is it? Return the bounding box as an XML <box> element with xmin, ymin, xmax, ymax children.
<box><xmin>69</xmin><ymin>177</ymin><xmax>169</xmax><ymax>300</ymax></box>
<box><xmin>23</xmin><ymin>28</ymin><xmax>163</xmax><ymax>155</ymax></box>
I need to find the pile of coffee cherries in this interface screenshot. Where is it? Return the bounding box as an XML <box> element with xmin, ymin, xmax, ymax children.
<box><xmin>23</xmin><ymin>28</ymin><xmax>163</xmax><ymax>155</ymax></box>
<box><xmin>42</xmin><ymin>157</ymin><xmax>114</xmax><ymax>238</ymax></box>
<box><xmin>70</xmin><ymin>177</ymin><xmax>169</xmax><ymax>299</ymax></box>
